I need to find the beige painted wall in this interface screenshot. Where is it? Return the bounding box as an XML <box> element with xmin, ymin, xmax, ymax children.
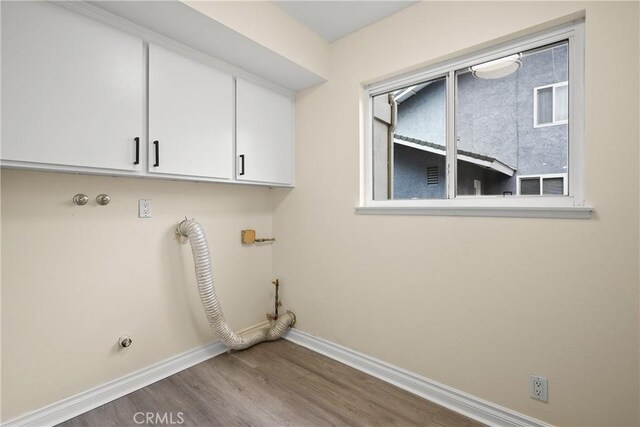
<box><xmin>1</xmin><ymin>2</ymin><xmax>639</xmax><ymax>425</ymax></box>
<box><xmin>272</xmin><ymin>2</ymin><xmax>640</xmax><ymax>426</ymax></box>
<box><xmin>183</xmin><ymin>1</ymin><xmax>330</xmax><ymax>80</ymax></box>
<box><xmin>0</xmin><ymin>170</ymin><xmax>276</xmax><ymax>420</ymax></box>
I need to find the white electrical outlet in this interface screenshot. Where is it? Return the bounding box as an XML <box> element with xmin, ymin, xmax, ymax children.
<box><xmin>138</xmin><ymin>199</ymin><xmax>152</xmax><ymax>218</ymax></box>
<box><xmin>530</xmin><ymin>375</ymin><xmax>548</xmax><ymax>402</ymax></box>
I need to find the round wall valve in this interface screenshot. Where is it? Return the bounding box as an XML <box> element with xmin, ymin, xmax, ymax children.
<box><xmin>118</xmin><ymin>335</ymin><xmax>132</xmax><ymax>348</ymax></box>
<box><xmin>96</xmin><ymin>194</ymin><xmax>110</xmax><ymax>206</ymax></box>
<box><xmin>73</xmin><ymin>194</ymin><xmax>89</xmax><ymax>205</ymax></box>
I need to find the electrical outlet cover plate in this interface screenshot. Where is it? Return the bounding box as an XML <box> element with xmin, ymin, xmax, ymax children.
<box><xmin>138</xmin><ymin>199</ymin><xmax>152</xmax><ymax>218</ymax></box>
<box><xmin>530</xmin><ymin>375</ymin><xmax>548</xmax><ymax>402</ymax></box>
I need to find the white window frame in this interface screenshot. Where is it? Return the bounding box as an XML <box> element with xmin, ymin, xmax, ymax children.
<box><xmin>358</xmin><ymin>19</ymin><xmax>591</xmax><ymax>219</ymax></box>
<box><xmin>533</xmin><ymin>81</ymin><xmax>569</xmax><ymax>128</ymax></box>
<box><xmin>517</xmin><ymin>173</ymin><xmax>568</xmax><ymax>196</ymax></box>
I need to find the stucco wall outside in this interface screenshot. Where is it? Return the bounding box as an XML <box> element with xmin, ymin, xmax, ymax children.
<box><xmin>393</xmin><ymin>145</ymin><xmax>446</xmax><ymax>199</ymax></box>
<box><xmin>396</xmin><ymin>78</ymin><xmax>447</xmax><ymax>146</ymax></box>
<box><xmin>394</xmin><ymin>42</ymin><xmax>569</xmax><ymax>197</ymax></box>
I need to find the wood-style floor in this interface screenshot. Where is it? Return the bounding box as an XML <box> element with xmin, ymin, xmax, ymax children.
<box><xmin>59</xmin><ymin>340</ymin><xmax>482</xmax><ymax>426</ymax></box>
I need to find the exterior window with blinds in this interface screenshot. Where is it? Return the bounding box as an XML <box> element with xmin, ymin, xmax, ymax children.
<box><xmin>518</xmin><ymin>174</ymin><xmax>568</xmax><ymax>195</ymax></box>
<box><xmin>534</xmin><ymin>82</ymin><xmax>569</xmax><ymax>127</ymax></box>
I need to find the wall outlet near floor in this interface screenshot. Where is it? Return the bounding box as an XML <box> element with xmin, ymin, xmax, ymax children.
<box><xmin>138</xmin><ymin>199</ymin><xmax>152</xmax><ymax>218</ymax></box>
<box><xmin>529</xmin><ymin>375</ymin><xmax>548</xmax><ymax>402</ymax></box>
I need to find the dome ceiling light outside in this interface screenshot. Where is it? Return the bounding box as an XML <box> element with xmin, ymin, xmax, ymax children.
<box><xmin>471</xmin><ymin>54</ymin><xmax>522</xmax><ymax>79</ymax></box>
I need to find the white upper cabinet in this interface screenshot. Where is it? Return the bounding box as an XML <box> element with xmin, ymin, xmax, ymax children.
<box><xmin>148</xmin><ymin>44</ymin><xmax>233</xmax><ymax>179</ymax></box>
<box><xmin>1</xmin><ymin>2</ymin><xmax>294</xmax><ymax>187</ymax></box>
<box><xmin>236</xmin><ymin>79</ymin><xmax>294</xmax><ymax>185</ymax></box>
<box><xmin>1</xmin><ymin>1</ymin><xmax>144</xmax><ymax>171</ymax></box>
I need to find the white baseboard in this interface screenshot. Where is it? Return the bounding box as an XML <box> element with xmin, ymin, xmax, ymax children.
<box><xmin>2</xmin><ymin>321</ymin><xmax>270</xmax><ymax>427</ymax></box>
<box><xmin>283</xmin><ymin>328</ymin><xmax>551</xmax><ymax>427</ymax></box>
<box><xmin>4</xmin><ymin>324</ymin><xmax>549</xmax><ymax>427</ymax></box>
<box><xmin>2</xmin><ymin>341</ymin><xmax>227</xmax><ymax>427</ymax></box>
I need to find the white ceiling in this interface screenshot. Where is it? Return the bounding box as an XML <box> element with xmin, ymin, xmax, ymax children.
<box><xmin>273</xmin><ymin>1</ymin><xmax>416</xmax><ymax>42</ymax></box>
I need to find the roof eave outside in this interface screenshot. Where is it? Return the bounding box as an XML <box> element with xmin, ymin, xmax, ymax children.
<box><xmin>394</xmin><ymin>138</ymin><xmax>516</xmax><ymax>177</ymax></box>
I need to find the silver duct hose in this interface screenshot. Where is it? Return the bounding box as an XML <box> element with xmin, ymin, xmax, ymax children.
<box><xmin>177</xmin><ymin>219</ymin><xmax>296</xmax><ymax>350</ymax></box>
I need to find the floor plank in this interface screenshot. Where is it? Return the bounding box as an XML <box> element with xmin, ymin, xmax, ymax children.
<box><xmin>59</xmin><ymin>340</ymin><xmax>483</xmax><ymax>427</ymax></box>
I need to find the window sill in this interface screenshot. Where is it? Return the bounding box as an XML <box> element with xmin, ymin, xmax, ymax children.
<box><xmin>355</xmin><ymin>205</ymin><xmax>593</xmax><ymax>219</ymax></box>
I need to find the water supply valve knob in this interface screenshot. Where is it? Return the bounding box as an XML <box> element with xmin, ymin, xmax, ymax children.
<box><xmin>96</xmin><ymin>194</ymin><xmax>110</xmax><ymax>206</ymax></box>
<box><xmin>73</xmin><ymin>194</ymin><xmax>88</xmax><ymax>205</ymax></box>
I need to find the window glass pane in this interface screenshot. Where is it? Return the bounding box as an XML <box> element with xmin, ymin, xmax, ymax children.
<box><xmin>537</xmin><ymin>87</ymin><xmax>553</xmax><ymax>125</ymax></box>
<box><xmin>542</xmin><ymin>177</ymin><xmax>564</xmax><ymax>195</ymax></box>
<box><xmin>554</xmin><ymin>84</ymin><xmax>568</xmax><ymax>122</ymax></box>
<box><xmin>520</xmin><ymin>178</ymin><xmax>541</xmax><ymax>195</ymax></box>
<box><xmin>455</xmin><ymin>41</ymin><xmax>569</xmax><ymax>197</ymax></box>
<box><xmin>372</xmin><ymin>76</ymin><xmax>447</xmax><ymax>200</ymax></box>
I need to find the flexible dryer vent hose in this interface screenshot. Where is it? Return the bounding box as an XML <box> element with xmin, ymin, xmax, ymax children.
<box><xmin>177</xmin><ymin>219</ymin><xmax>296</xmax><ymax>350</ymax></box>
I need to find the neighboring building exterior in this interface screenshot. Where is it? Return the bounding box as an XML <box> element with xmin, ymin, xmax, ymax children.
<box><xmin>393</xmin><ymin>42</ymin><xmax>568</xmax><ymax>199</ymax></box>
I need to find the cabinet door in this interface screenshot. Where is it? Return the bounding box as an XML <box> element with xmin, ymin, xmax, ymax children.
<box><xmin>148</xmin><ymin>44</ymin><xmax>233</xmax><ymax>179</ymax></box>
<box><xmin>1</xmin><ymin>2</ymin><xmax>143</xmax><ymax>171</ymax></box>
<box><xmin>236</xmin><ymin>79</ymin><xmax>294</xmax><ymax>185</ymax></box>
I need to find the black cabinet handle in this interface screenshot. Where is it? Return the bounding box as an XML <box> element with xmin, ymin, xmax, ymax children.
<box><xmin>239</xmin><ymin>154</ymin><xmax>245</xmax><ymax>176</ymax></box>
<box><xmin>133</xmin><ymin>137</ymin><xmax>140</xmax><ymax>165</ymax></box>
<box><xmin>153</xmin><ymin>141</ymin><xmax>159</xmax><ymax>167</ymax></box>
